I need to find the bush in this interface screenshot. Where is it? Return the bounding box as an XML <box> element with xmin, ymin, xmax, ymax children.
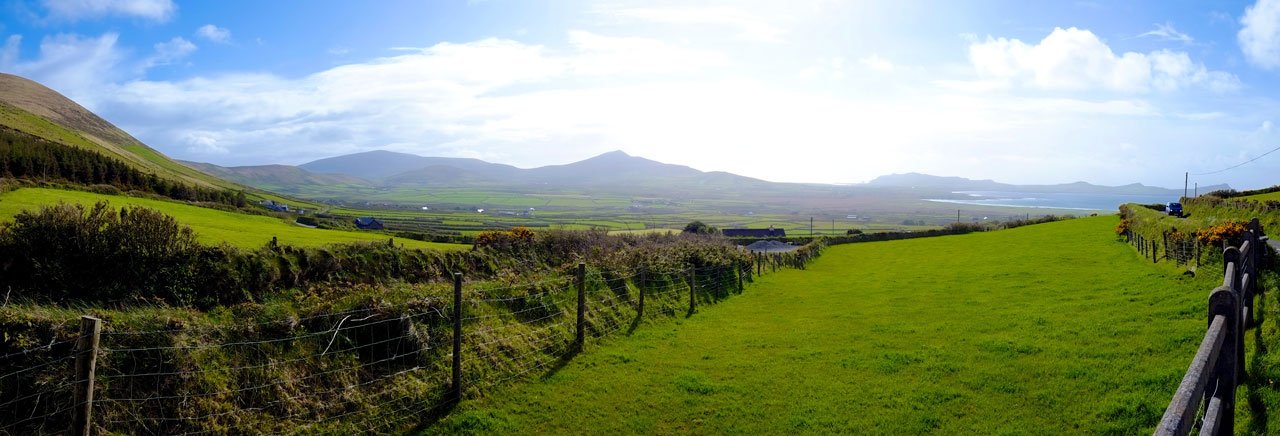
<box><xmin>1195</xmin><ymin>220</ymin><xmax>1247</xmax><ymax>246</ymax></box>
<box><xmin>682</xmin><ymin>221</ymin><xmax>719</xmax><ymax>235</ymax></box>
<box><xmin>0</xmin><ymin>201</ymin><xmax>207</xmax><ymax>305</ymax></box>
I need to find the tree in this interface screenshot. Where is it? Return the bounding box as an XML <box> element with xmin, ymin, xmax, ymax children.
<box><xmin>682</xmin><ymin>220</ymin><xmax>718</xmax><ymax>235</ymax></box>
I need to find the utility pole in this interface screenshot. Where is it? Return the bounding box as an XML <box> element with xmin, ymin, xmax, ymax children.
<box><xmin>1184</xmin><ymin>172</ymin><xmax>1188</xmax><ymax>200</ymax></box>
<box><xmin>810</xmin><ymin>217</ymin><xmax>813</xmax><ymax>236</ymax></box>
<box><xmin>956</xmin><ymin>209</ymin><xmax>960</xmax><ymax>224</ymax></box>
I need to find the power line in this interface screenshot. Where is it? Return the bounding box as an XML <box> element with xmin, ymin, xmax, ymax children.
<box><xmin>1191</xmin><ymin>144</ymin><xmax>1280</xmax><ymax>176</ymax></box>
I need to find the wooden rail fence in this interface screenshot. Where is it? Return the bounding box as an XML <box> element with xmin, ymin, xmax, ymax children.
<box><xmin>1155</xmin><ymin>218</ymin><xmax>1266</xmax><ymax>435</ymax></box>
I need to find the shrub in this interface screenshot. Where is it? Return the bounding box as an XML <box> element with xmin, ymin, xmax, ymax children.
<box><xmin>1195</xmin><ymin>221</ymin><xmax>1247</xmax><ymax>246</ymax></box>
<box><xmin>0</xmin><ymin>201</ymin><xmax>205</xmax><ymax>304</ymax></box>
<box><xmin>682</xmin><ymin>221</ymin><xmax>719</xmax><ymax>235</ymax></box>
<box><xmin>1115</xmin><ymin>218</ymin><xmax>1131</xmax><ymax>235</ymax></box>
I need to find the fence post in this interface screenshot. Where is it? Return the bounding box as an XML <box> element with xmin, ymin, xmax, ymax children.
<box><xmin>1196</xmin><ymin>241</ymin><xmax>1202</xmax><ymax>267</ymax></box>
<box><xmin>576</xmin><ymin>262</ymin><xmax>586</xmax><ymax>350</ymax></box>
<box><xmin>737</xmin><ymin>264</ymin><xmax>744</xmax><ymax>293</ymax></box>
<box><xmin>71</xmin><ymin>315</ymin><xmax>101</xmax><ymax>436</ymax></box>
<box><xmin>756</xmin><ymin>252</ymin><xmax>762</xmax><ymax>276</ymax></box>
<box><xmin>638</xmin><ymin>266</ymin><xmax>646</xmax><ymax>318</ymax></box>
<box><xmin>1207</xmin><ymin>286</ymin><xmax>1239</xmax><ymax>434</ymax></box>
<box><xmin>451</xmin><ymin>272</ymin><xmax>462</xmax><ymax>402</ymax></box>
<box><xmin>689</xmin><ymin>267</ymin><xmax>696</xmax><ymax>315</ymax></box>
<box><xmin>1164</xmin><ymin>232</ymin><xmax>1170</xmax><ymax>261</ymax></box>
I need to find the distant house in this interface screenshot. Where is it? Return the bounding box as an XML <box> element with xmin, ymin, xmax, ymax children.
<box><xmin>260</xmin><ymin>199</ymin><xmax>290</xmax><ymax>212</ymax></box>
<box><xmin>722</xmin><ymin>226</ymin><xmax>786</xmax><ymax>238</ymax></box>
<box><xmin>354</xmin><ymin>217</ymin><xmax>384</xmax><ymax>230</ymax></box>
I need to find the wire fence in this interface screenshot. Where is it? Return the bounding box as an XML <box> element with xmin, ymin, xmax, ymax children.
<box><xmin>0</xmin><ymin>252</ymin><xmax>819</xmax><ymax>434</ymax></box>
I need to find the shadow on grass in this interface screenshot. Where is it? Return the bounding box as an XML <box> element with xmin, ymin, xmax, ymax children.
<box><xmin>406</xmin><ymin>389</ymin><xmax>460</xmax><ymax>433</ymax></box>
<box><xmin>540</xmin><ymin>347</ymin><xmax>582</xmax><ymax>381</ymax></box>
<box><xmin>1246</xmin><ymin>276</ymin><xmax>1275</xmax><ymax>435</ymax></box>
<box><xmin>627</xmin><ymin>304</ymin><xmax>643</xmax><ymax>335</ymax></box>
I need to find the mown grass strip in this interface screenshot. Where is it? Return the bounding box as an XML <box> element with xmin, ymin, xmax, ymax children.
<box><xmin>433</xmin><ymin>216</ymin><xmax>1222</xmax><ymax>434</ymax></box>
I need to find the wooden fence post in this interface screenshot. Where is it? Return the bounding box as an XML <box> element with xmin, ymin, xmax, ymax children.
<box><xmin>451</xmin><ymin>273</ymin><xmax>463</xmax><ymax>402</ymax></box>
<box><xmin>756</xmin><ymin>252</ymin><xmax>762</xmax><ymax>276</ymax></box>
<box><xmin>637</xmin><ymin>266</ymin><xmax>646</xmax><ymax>318</ymax></box>
<box><xmin>1207</xmin><ymin>286</ymin><xmax>1239</xmax><ymax>434</ymax></box>
<box><xmin>576</xmin><ymin>262</ymin><xmax>586</xmax><ymax>350</ymax></box>
<box><xmin>71</xmin><ymin>315</ymin><xmax>101</xmax><ymax>436</ymax></box>
<box><xmin>737</xmin><ymin>264</ymin><xmax>744</xmax><ymax>293</ymax></box>
<box><xmin>689</xmin><ymin>267</ymin><xmax>697</xmax><ymax>314</ymax></box>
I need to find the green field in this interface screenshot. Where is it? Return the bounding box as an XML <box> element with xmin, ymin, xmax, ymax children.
<box><xmin>436</xmin><ymin>217</ymin><xmax>1246</xmax><ymax>434</ymax></box>
<box><xmin>0</xmin><ymin>188</ymin><xmax>468</xmax><ymax>251</ymax></box>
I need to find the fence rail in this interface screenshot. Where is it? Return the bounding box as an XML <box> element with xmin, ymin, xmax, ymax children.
<box><xmin>1155</xmin><ymin>218</ymin><xmax>1265</xmax><ymax>436</ymax></box>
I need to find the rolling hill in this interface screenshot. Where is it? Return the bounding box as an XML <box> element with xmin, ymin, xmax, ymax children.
<box><xmin>0</xmin><ymin>73</ymin><xmax>237</xmax><ymax>190</ymax></box>
<box><xmin>197</xmin><ymin>149</ymin><xmax>774</xmax><ymax>194</ymax></box>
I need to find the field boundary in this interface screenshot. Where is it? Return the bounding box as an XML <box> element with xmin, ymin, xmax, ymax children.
<box><xmin>0</xmin><ymin>250</ymin><xmax>825</xmax><ymax>434</ymax></box>
<box><xmin>1155</xmin><ymin>218</ymin><xmax>1266</xmax><ymax>435</ymax></box>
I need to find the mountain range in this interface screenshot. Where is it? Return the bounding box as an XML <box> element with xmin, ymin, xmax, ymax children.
<box><xmin>182</xmin><ymin>149</ymin><xmax>775</xmax><ymax>194</ymax></box>
<box><xmin>185</xmin><ymin>150</ymin><xmax>1226</xmax><ymax>200</ymax></box>
<box><xmin>0</xmin><ymin>71</ymin><xmax>1228</xmax><ymax>207</ymax></box>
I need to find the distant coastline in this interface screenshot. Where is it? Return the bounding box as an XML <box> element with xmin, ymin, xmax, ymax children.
<box><xmin>925</xmin><ymin>191</ymin><xmax>1178</xmax><ymax>211</ymax></box>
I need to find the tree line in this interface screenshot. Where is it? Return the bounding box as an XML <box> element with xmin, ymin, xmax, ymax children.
<box><xmin>0</xmin><ymin>127</ymin><xmax>246</xmax><ymax>206</ymax></box>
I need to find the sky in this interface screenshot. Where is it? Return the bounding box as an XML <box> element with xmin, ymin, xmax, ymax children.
<box><xmin>2</xmin><ymin>0</ymin><xmax>1280</xmax><ymax>189</ymax></box>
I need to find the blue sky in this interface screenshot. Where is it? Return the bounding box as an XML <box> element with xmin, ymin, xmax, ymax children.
<box><xmin>2</xmin><ymin>0</ymin><xmax>1280</xmax><ymax>189</ymax></box>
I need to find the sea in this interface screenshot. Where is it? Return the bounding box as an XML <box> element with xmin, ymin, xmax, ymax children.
<box><xmin>926</xmin><ymin>191</ymin><xmax>1178</xmax><ymax>211</ymax></box>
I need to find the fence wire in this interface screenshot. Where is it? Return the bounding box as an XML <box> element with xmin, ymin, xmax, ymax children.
<box><xmin>0</xmin><ymin>254</ymin><xmax>815</xmax><ymax>434</ymax></box>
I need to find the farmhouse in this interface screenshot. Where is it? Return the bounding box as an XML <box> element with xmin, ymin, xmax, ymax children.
<box><xmin>260</xmin><ymin>199</ymin><xmax>290</xmax><ymax>212</ymax></box>
<box><xmin>353</xmin><ymin>217</ymin><xmax>384</xmax><ymax>230</ymax></box>
<box><xmin>722</xmin><ymin>226</ymin><xmax>786</xmax><ymax>238</ymax></box>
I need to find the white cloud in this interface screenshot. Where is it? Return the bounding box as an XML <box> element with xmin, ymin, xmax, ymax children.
<box><xmin>0</xmin><ymin>33</ymin><xmax>125</xmax><ymax>104</ymax></box>
<box><xmin>602</xmin><ymin>6</ymin><xmax>784</xmax><ymax>42</ymax></box>
<box><xmin>182</xmin><ymin>132</ymin><xmax>227</xmax><ymax>155</ymax></box>
<box><xmin>969</xmin><ymin>27</ymin><xmax>1238</xmax><ymax>93</ymax></box>
<box><xmin>859</xmin><ymin>54</ymin><xmax>895</xmax><ymax>73</ymax></box>
<box><xmin>799</xmin><ymin>57</ymin><xmax>847</xmax><ymax>80</ymax></box>
<box><xmin>142</xmin><ymin>37</ymin><xmax>196</xmax><ymax>69</ymax></box>
<box><xmin>40</xmin><ymin>0</ymin><xmax>175</xmax><ymax>22</ymax></box>
<box><xmin>3</xmin><ymin>28</ymin><xmax>1262</xmax><ymax>187</ymax></box>
<box><xmin>565</xmin><ymin>31</ymin><xmax>727</xmax><ymax>75</ymax></box>
<box><xmin>79</xmin><ymin>32</ymin><xmax>738</xmax><ymax>166</ymax></box>
<box><xmin>1240</xmin><ymin>0</ymin><xmax>1280</xmax><ymax>69</ymax></box>
<box><xmin>1138</xmin><ymin>22</ymin><xmax>1194</xmax><ymax>44</ymax></box>
<box><xmin>195</xmin><ymin>25</ymin><xmax>231</xmax><ymax>44</ymax></box>
<box><xmin>1</xmin><ymin>35</ymin><xmax>20</xmax><ymax>67</ymax></box>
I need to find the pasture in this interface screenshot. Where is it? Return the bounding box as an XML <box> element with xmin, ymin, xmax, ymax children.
<box><xmin>436</xmin><ymin>216</ymin><xmax>1239</xmax><ymax>434</ymax></box>
<box><xmin>0</xmin><ymin>188</ymin><xmax>468</xmax><ymax>251</ymax></box>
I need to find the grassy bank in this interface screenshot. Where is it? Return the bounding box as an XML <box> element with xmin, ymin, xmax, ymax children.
<box><xmin>0</xmin><ymin>187</ymin><xmax>467</xmax><ymax>250</ymax></box>
<box><xmin>435</xmin><ymin>216</ymin><xmax>1229</xmax><ymax>434</ymax></box>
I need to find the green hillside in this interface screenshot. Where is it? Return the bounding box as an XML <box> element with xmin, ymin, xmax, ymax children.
<box><xmin>0</xmin><ymin>188</ymin><xmax>466</xmax><ymax>251</ymax></box>
<box><xmin>437</xmin><ymin>217</ymin><xmax>1241</xmax><ymax>434</ymax></box>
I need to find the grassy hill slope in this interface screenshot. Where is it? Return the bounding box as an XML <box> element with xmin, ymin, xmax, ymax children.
<box><xmin>0</xmin><ymin>74</ymin><xmax>239</xmax><ymax>190</ymax></box>
<box><xmin>0</xmin><ymin>188</ymin><xmax>466</xmax><ymax>251</ymax></box>
<box><xmin>437</xmin><ymin>217</ymin><xmax>1225</xmax><ymax>434</ymax></box>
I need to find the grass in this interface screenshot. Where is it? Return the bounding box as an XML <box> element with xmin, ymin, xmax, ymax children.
<box><xmin>434</xmin><ymin>216</ymin><xmax>1232</xmax><ymax>434</ymax></box>
<box><xmin>0</xmin><ymin>188</ymin><xmax>468</xmax><ymax>251</ymax></box>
